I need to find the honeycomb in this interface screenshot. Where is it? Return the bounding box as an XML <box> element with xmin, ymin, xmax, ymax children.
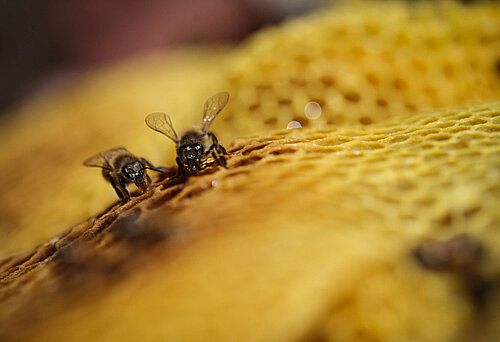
<box><xmin>0</xmin><ymin>102</ymin><xmax>499</xmax><ymax>341</ymax></box>
<box><xmin>0</xmin><ymin>1</ymin><xmax>499</xmax><ymax>341</ymax></box>
<box><xmin>216</xmin><ymin>0</ymin><xmax>500</xmax><ymax>140</ymax></box>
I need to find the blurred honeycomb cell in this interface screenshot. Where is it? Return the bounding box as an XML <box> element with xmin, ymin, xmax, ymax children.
<box><xmin>216</xmin><ymin>0</ymin><xmax>500</xmax><ymax>139</ymax></box>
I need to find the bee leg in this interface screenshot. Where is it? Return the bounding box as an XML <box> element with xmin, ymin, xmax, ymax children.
<box><xmin>216</xmin><ymin>144</ymin><xmax>229</xmax><ymax>157</ymax></box>
<box><xmin>118</xmin><ymin>177</ymin><xmax>131</xmax><ymax>202</ymax></box>
<box><xmin>204</xmin><ymin>142</ymin><xmax>227</xmax><ymax>169</ymax></box>
<box><xmin>144</xmin><ymin>174</ymin><xmax>152</xmax><ymax>191</ymax></box>
<box><xmin>207</xmin><ymin>132</ymin><xmax>229</xmax><ymax>167</ymax></box>
<box><xmin>208</xmin><ymin>132</ymin><xmax>230</xmax><ymax>155</ymax></box>
<box><xmin>219</xmin><ymin>145</ymin><xmax>229</xmax><ymax>156</ymax></box>
<box><xmin>173</xmin><ymin>157</ymin><xmax>190</xmax><ymax>179</ymax></box>
<box><xmin>215</xmin><ymin>143</ymin><xmax>229</xmax><ymax>167</ymax></box>
<box><xmin>213</xmin><ymin>150</ymin><xmax>227</xmax><ymax>168</ymax></box>
<box><xmin>109</xmin><ymin>175</ymin><xmax>130</xmax><ymax>202</ymax></box>
<box><xmin>163</xmin><ymin>158</ymin><xmax>189</xmax><ymax>187</ymax></box>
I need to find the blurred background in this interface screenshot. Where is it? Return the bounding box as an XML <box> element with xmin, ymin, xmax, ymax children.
<box><xmin>0</xmin><ymin>0</ymin><xmax>326</xmax><ymax>113</ymax></box>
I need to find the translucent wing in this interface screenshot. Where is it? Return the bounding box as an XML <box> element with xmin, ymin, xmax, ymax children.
<box><xmin>83</xmin><ymin>147</ymin><xmax>128</xmax><ymax>169</ymax></box>
<box><xmin>145</xmin><ymin>112</ymin><xmax>178</xmax><ymax>142</ymax></box>
<box><xmin>83</xmin><ymin>153</ymin><xmax>107</xmax><ymax>168</ymax></box>
<box><xmin>201</xmin><ymin>92</ymin><xmax>229</xmax><ymax>134</ymax></box>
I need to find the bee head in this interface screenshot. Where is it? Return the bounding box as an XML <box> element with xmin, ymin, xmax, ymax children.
<box><xmin>122</xmin><ymin>161</ymin><xmax>148</xmax><ymax>191</ymax></box>
<box><xmin>180</xmin><ymin>143</ymin><xmax>204</xmax><ymax>170</ymax></box>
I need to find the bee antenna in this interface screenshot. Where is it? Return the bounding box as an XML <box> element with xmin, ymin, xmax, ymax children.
<box><xmin>145</xmin><ymin>166</ymin><xmax>168</xmax><ymax>173</ymax></box>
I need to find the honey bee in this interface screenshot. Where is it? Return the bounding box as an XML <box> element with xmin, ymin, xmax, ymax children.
<box><xmin>145</xmin><ymin>92</ymin><xmax>230</xmax><ymax>177</ymax></box>
<box><xmin>83</xmin><ymin>147</ymin><xmax>166</xmax><ymax>202</ymax></box>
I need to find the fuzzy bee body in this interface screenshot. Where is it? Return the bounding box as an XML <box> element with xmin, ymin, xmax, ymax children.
<box><xmin>84</xmin><ymin>147</ymin><xmax>165</xmax><ymax>202</ymax></box>
<box><xmin>145</xmin><ymin>92</ymin><xmax>230</xmax><ymax>177</ymax></box>
<box><xmin>178</xmin><ymin>127</ymin><xmax>210</xmax><ymax>148</ymax></box>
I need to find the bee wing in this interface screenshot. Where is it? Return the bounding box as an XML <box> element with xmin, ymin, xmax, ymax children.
<box><xmin>83</xmin><ymin>153</ymin><xmax>108</xmax><ymax>168</ymax></box>
<box><xmin>201</xmin><ymin>92</ymin><xmax>229</xmax><ymax>134</ymax></box>
<box><xmin>83</xmin><ymin>147</ymin><xmax>126</xmax><ymax>169</ymax></box>
<box><xmin>145</xmin><ymin>112</ymin><xmax>179</xmax><ymax>142</ymax></box>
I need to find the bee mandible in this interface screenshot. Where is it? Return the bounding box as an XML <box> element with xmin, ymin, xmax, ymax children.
<box><xmin>145</xmin><ymin>92</ymin><xmax>230</xmax><ymax>177</ymax></box>
<box><xmin>83</xmin><ymin>147</ymin><xmax>165</xmax><ymax>202</ymax></box>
